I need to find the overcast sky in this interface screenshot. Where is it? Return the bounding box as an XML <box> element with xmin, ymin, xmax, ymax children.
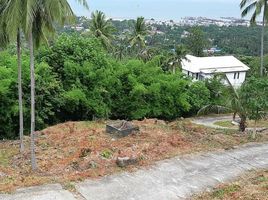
<box><xmin>68</xmin><ymin>0</ymin><xmax>246</xmax><ymax>20</ymax></box>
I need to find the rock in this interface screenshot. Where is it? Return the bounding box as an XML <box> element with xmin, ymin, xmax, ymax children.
<box><xmin>116</xmin><ymin>157</ymin><xmax>138</xmax><ymax>167</ymax></box>
<box><xmin>0</xmin><ymin>172</ymin><xmax>6</xmax><ymax>177</ymax></box>
<box><xmin>232</xmin><ymin>121</ymin><xmax>239</xmax><ymax>126</ymax></box>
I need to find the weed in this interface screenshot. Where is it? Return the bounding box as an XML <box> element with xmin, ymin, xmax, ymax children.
<box><xmin>212</xmin><ymin>184</ymin><xmax>241</xmax><ymax>199</ymax></box>
<box><xmin>100</xmin><ymin>149</ymin><xmax>113</xmax><ymax>159</ymax></box>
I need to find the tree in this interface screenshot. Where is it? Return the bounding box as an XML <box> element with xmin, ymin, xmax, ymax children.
<box><xmin>2</xmin><ymin>0</ymin><xmax>88</xmax><ymax>170</ymax></box>
<box><xmin>168</xmin><ymin>45</ymin><xmax>188</xmax><ymax>74</ymax></box>
<box><xmin>129</xmin><ymin>17</ymin><xmax>148</xmax><ymax>51</ymax></box>
<box><xmin>184</xmin><ymin>27</ymin><xmax>208</xmax><ymax>57</ymax></box>
<box><xmin>0</xmin><ymin>0</ymin><xmax>24</xmax><ymax>152</ymax></box>
<box><xmin>241</xmin><ymin>0</ymin><xmax>268</xmax><ymax>77</ymax></box>
<box><xmin>90</xmin><ymin>10</ymin><xmax>116</xmax><ymax>49</ymax></box>
<box><xmin>240</xmin><ymin>77</ymin><xmax>268</xmax><ymax>138</ymax></box>
<box><xmin>198</xmin><ymin>74</ymin><xmax>248</xmax><ymax>132</ymax></box>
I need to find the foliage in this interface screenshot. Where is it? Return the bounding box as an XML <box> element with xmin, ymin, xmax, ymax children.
<box><xmin>183</xmin><ymin>27</ymin><xmax>209</xmax><ymax>57</ymax></box>
<box><xmin>240</xmin><ymin>77</ymin><xmax>268</xmax><ymax>121</ymax></box>
<box><xmin>0</xmin><ymin>35</ymin><xmax>214</xmax><ymax>138</ymax></box>
<box><xmin>89</xmin><ymin>10</ymin><xmax>116</xmax><ymax>49</ymax></box>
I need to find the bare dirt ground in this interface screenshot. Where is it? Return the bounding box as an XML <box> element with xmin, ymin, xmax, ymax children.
<box><xmin>1</xmin><ymin>118</ymin><xmax>268</xmax><ymax>193</ymax></box>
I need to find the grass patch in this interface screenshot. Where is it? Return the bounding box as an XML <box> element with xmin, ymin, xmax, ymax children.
<box><xmin>214</xmin><ymin>120</ymin><xmax>268</xmax><ymax>128</ymax></box>
<box><xmin>193</xmin><ymin>170</ymin><xmax>268</xmax><ymax>200</ymax></box>
<box><xmin>212</xmin><ymin>184</ymin><xmax>241</xmax><ymax>199</ymax></box>
<box><xmin>0</xmin><ymin>147</ymin><xmax>17</xmax><ymax>167</ymax></box>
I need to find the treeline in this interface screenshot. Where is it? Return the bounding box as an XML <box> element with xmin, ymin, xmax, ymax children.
<box><xmin>110</xmin><ymin>20</ymin><xmax>266</xmax><ymax>56</ymax></box>
<box><xmin>0</xmin><ymin>34</ymin><xmax>224</xmax><ymax>139</ymax></box>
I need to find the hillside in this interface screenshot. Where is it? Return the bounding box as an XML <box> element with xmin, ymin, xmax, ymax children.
<box><xmin>1</xmin><ymin>118</ymin><xmax>268</xmax><ymax>192</ymax></box>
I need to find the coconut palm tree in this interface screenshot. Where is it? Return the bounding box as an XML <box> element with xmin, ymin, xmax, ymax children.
<box><xmin>129</xmin><ymin>17</ymin><xmax>148</xmax><ymax>51</ymax></box>
<box><xmin>3</xmin><ymin>0</ymin><xmax>88</xmax><ymax>170</ymax></box>
<box><xmin>90</xmin><ymin>10</ymin><xmax>116</xmax><ymax>49</ymax></box>
<box><xmin>241</xmin><ymin>0</ymin><xmax>268</xmax><ymax>76</ymax></box>
<box><xmin>198</xmin><ymin>74</ymin><xmax>248</xmax><ymax>132</ymax></box>
<box><xmin>0</xmin><ymin>0</ymin><xmax>25</xmax><ymax>152</ymax></box>
<box><xmin>168</xmin><ymin>45</ymin><xmax>188</xmax><ymax>74</ymax></box>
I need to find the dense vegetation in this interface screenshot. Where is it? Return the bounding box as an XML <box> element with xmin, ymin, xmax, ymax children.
<box><xmin>0</xmin><ymin>34</ymin><xmax>214</xmax><ymax>139</ymax></box>
<box><xmin>71</xmin><ymin>18</ymin><xmax>268</xmax><ymax>57</ymax></box>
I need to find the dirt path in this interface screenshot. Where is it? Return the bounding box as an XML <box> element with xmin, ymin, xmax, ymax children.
<box><xmin>1</xmin><ymin>142</ymin><xmax>268</xmax><ymax>200</ymax></box>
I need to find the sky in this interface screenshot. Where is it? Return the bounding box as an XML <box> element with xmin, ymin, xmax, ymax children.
<box><xmin>68</xmin><ymin>0</ymin><xmax>245</xmax><ymax>21</ymax></box>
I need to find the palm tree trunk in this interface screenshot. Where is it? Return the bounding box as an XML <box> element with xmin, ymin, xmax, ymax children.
<box><xmin>253</xmin><ymin>120</ymin><xmax>257</xmax><ymax>139</ymax></box>
<box><xmin>239</xmin><ymin>115</ymin><xmax>247</xmax><ymax>132</ymax></box>
<box><xmin>260</xmin><ymin>13</ymin><xmax>265</xmax><ymax>77</ymax></box>
<box><xmin>29</xmin><ymin>31</ymin><xmax>37</xmax><ymax>170</ymax></box>
<box><xmin>232</xmin><ymin>112</ymin><xmax>237</xmax><ymax>121</ymax></box>
<box><xmin>17</xmin><ymin>30</ymin><xmax>24</xmax><ymax>153</ymax></box>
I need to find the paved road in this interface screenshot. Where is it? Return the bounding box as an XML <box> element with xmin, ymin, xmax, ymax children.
<box><xmin>1</xmin><ymin>142</ymin><xmax>268</xmax><ymax>200</ymax></box>
<box><xmin>192</xmin><ymin>115</ymin><xmax>267</xmax><ymax>132</ymax></box>
<box><xmin>0</xmin><ymin>184</ymin><xmax>76</xmax><ymax>200</ymax></box>
<box><xmin>191</xmin><ymin>115</ymin><xmax>235</xmax><ymax>129</ymax></box>
<box><xmin>76</xmin><ymin>142</ymin><xmax>268</xmax><ymax>200</ymax></box>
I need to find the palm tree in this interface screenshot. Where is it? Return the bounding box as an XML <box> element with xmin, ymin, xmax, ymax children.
<box><xmin>198</xmin><ymin>74</ymin><xmax>248</xmax><ymax>132</ymax></box>
<box><xmin>241</xmin><ymin>0</ymin><xmax>268</xmax><ymax>76</ymax></box>
<box><xmin>0</xmin><ymin>0</ymin><xmax>25</xmax><ymax>152</ymax></box>
<box><xmin>90</xmin><ymin>10</ymin><xmax>116</xmax><ymax>49</ymax></box>
<box><xmin>168</xmin><ymin>45</ymin><xmax>188</xmax><ymax>74</ymax></box>
<box><xmin>129</xmin><ymin>17</ymin><xmax>148</xmax><ymax>51</ymax></box>
<box><xmin>3</xmin><ymin>0</ymin><xmax>88</xmax><ymax>170</ymax></box>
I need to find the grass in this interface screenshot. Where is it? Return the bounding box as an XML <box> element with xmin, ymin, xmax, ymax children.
<box><xmin>214</xmin><ymin>120</ymin><xmax>268</xmax><ymax>128</ymax></box>
<box><xmin>0</xmin><ymin>119</ymin><xmax>268</xmax><ymax>193</ymax></box>
<box><xmin>192</xmin><ymin>170</ymin><xmax>268</xmax><ymax>200</ymax></box>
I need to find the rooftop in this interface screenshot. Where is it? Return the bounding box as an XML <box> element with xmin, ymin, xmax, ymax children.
<box><xmin>181</xmin><ymin>55</ymin><xmax>250</xmax><ymax>74</ymax></box>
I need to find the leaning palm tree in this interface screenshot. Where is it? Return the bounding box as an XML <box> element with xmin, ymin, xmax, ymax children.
<box><xmin>241</xmin><ymin>0</ymin><xmax>268</xmax><ymax>76</ymax></box>
<box><xmin>198</xmin><ymin>74</ymin><xmax>248</xmax><ymax>132</ymax></box>
<box><xmin>129</xmin><ymin>17</ymin><xmax>148</xmax><ymax>51</ymax></box>
<box><xmin>90</xmin><ymin>10</ymin><xmax>116</xmax><ymax>49</ymax></box>
<box><xmin>168</xmin><ymin>45</ymin><xmax>188</xmax><ymax>74</ymax></box>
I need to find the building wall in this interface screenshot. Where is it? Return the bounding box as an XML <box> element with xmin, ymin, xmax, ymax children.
<box><xmin>225</xmin><ymin>72</ymin><xmax>246</xmax><ymax>87</ymax></box>
<box><xmin>183</xmin><ymin>70</ymin><xmax>247</xmax><ymax>87</ymax></box>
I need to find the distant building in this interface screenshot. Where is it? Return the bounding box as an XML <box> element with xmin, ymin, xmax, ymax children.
<box><xmin>181</xmin><ymin>55</ymin><xmax>250</xmax><ymax>87</ymax></box>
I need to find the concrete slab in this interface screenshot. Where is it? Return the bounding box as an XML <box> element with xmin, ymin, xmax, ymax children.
<box><xmin>0</xmin><ymin>184</ymin><xmax>76</xmax><ymax>200</ymax></box>
<box><xmin>76</xmin><ymin>142</ymin><xmax>268</xmax><ymax>200</ymax></box>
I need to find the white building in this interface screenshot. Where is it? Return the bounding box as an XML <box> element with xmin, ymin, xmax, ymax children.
<box><xmin>181</xmin><ymin>55</ymin><xmax>250</xmax><ymax>87</ymax></box>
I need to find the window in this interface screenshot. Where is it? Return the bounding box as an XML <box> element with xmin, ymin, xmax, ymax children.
<box><xmin>196</xmin><ymin>73</ymin><xmax>199</xmax><ymax>80</ymax></box>
<box><xmin>234</xmin><ymin>72</ymin><xmax>240</xmax><ymax>79</ymax></box>
<box><xmin>187</xmin><ymin>71</ymin><xmax>190</xmax><ymax>76</ymax></box>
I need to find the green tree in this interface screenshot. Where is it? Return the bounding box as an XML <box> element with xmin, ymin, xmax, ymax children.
<box><xmin>90</xmin><ymin>10</ymin><xmax>116</xmax><ymax>49</ymax></box>
<box><xmin>129</xmin><ymin>17</ymin><xmax>148</xmax><ymax>51</ymax></box>
<box><xmin>0</xmin><ymin>0</ymin><xmax>25</xmax><ymax>152</ymax></box>
<box><xmin>240</xmin><ymin>77</ymin><xmax>268</xmax><ymax>138</ymax></box>
<box><xmin>168</xmin><ymin>45</ymin><xmax>188</xmax><ymax>74</ymax></box>
<box><xmin>5</xmin><ymin>0</ymin><xmax>88</xmax><ymax>170</ymax></box>
<box><xmin>241</xmin><ymin>0</ymin><xmax>268</xmax><ymax>76</ymax></box>
<box><xmin>199</xmin><ymin>74</ymin><xmax>248</xmax><ymax>132</ymax></box>
<box><xmin>184</xmin><ymin>27</ymin><xmax>208</xmax><ymax>57</ymax></box>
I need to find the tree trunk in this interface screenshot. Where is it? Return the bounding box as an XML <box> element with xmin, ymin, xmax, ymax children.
<box><xmin>252</xmin><ymin>120</ymin><xmax>257</xmax><ymax>139</ymax></box>
<box><xmin>17</xmin><ymin>30</ymin><xmax>24</xmax><ymax>153</ymax></box>
<box><xmin>239</xmin><ymin>116</ymin><xmax>247</xmax><ymax>132</ymax></box>
<box><xmin>173</xmin><ymin>65</ymin><xmax>176</xmax><ymax>74</ymax></box>
<box><xmin>260</xmin><ymin>14</ymin><xmax>265</xmax><ymax>77</ymax></box>
<box><xmin>29</xmin><ymin>31</ymin><xmax>37</xmax><ymax>170</ymax></box>
<box><xmin>232</xmin><ymin>112</ymin><xmax>237</xmax><ymax>121</ymax></box>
